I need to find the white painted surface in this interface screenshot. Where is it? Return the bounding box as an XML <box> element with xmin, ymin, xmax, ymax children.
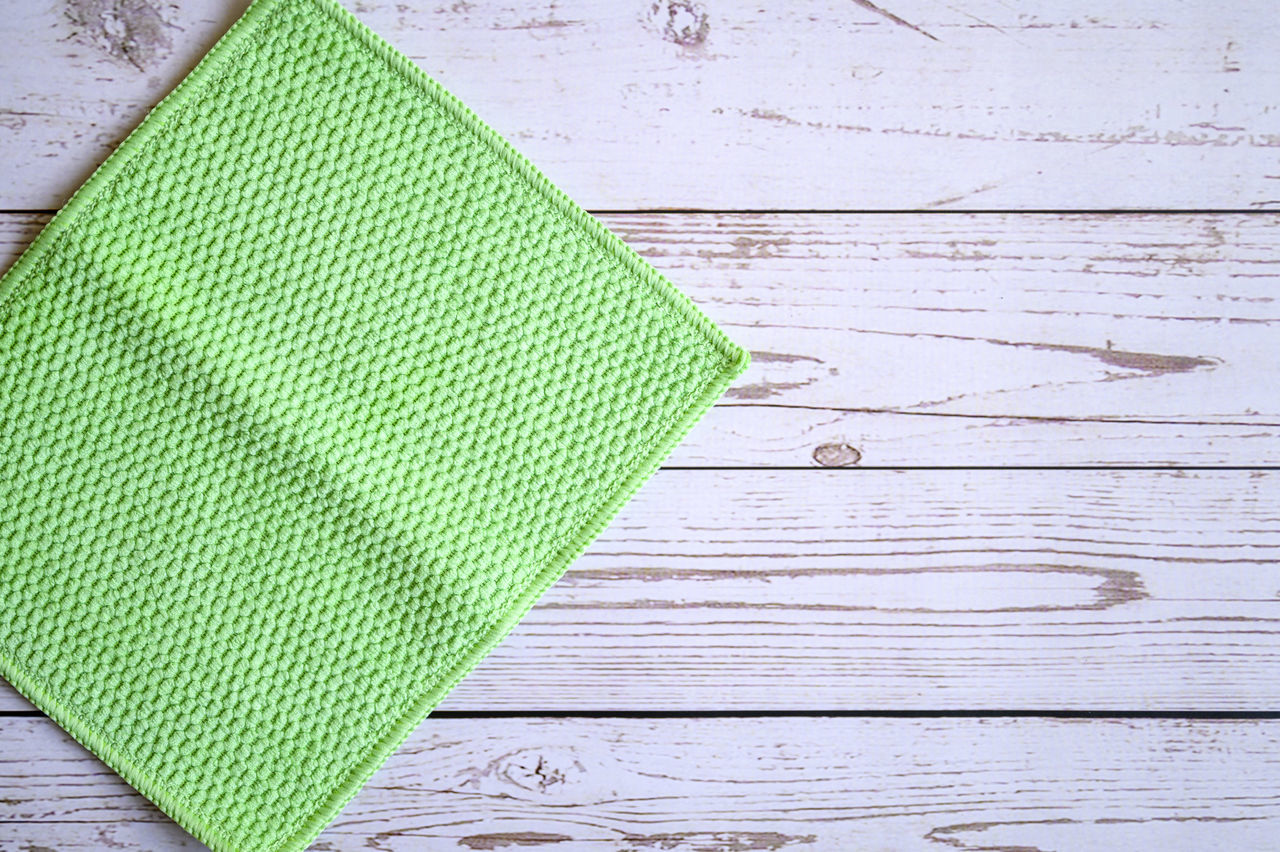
<box><xmin>2</xmin><ymin>0</ymin><xmax>1279</xmax><ymax>848</ymax></box>
<box><xmin>4</xmin><ymin>716</ymin><xmax>1279</xmax><ymax>850</ymax></box>
<box><xmin>2</xmin><ymin>468</ymin><xmax>1278</xmax><ymax>712</ymax></box>
<box><xmin>0</xmin><ymin>1</ymin><xmax>1278</xmax><ymax>209</ymax></box>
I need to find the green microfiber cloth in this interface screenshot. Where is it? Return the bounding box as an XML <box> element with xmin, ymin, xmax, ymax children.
<box><xmin>0</xmin><ymin>0</ymin><xmax>748</xmax><ymax>848</ymax></box>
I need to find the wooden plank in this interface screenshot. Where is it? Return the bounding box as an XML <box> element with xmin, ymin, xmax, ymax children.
<box><xmin>3</xmin><ymin>715</ymin><xmax>1279</xmax><ymax>850</ymax></box>
<box><xmin>628</xmin><ymin>210</ymin><xmax>1280</xmax><ymax>466</ymax></box>
<box><xmin>5</xmin><ymin>211</ymin><xmax>1278</xmax><ymax>467</ymax></box>
<box><xmin>2</xmin><ymin>1</ymin><xmax>1278</xmax><ymax>210</ymax></box>
<box><xmin>3</xmin><ymin>468</ymin><xmax>1279</xmax><ymax>712</ymax></box>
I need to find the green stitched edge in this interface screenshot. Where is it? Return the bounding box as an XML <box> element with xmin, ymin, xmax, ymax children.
<box><xmin>0</xmin><ymin>5</ymin><xmax>298</xmax><ymax>850</ymax></box>
<box><xmin>0</xmin><ymin>0</ymin><xmax>750</xmax><ymax>849</ymax></box>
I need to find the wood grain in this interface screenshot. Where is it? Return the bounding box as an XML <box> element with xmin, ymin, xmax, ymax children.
<box><xmin>5</xmin><ymin>211</ymin><xmax>1277</xmax><ymax>467</ymax></box>
<box><xmin>4</xmin><ymin>4</ymin><xmax>1279</xmax><ymax>845</ymax></box>
<box><xmin>3</xmin><ymin>468</ymin><xmax>1278</xmax><ymax>712</ymax></box>
<box><xmin>616</xmin><ymin>211</ymin><xmax>1280</xmax><ymax>466</ymax></box>
<box><xmin>4</xmin><ymin>715</ymin><xmax>1279</xmax><ymax>850</ymax></box>
<box><xmin>2</xmin><ymin>1</ymin><xmax>1278</xmax><ymax>210</ymax></box>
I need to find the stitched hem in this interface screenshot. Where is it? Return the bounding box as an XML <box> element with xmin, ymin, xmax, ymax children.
<box><xmin>0</xmin><ymin>0</ymin><xmax>750</xmax><ymax>848</ymax></box>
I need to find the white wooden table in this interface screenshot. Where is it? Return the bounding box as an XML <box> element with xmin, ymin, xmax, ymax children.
<box><xmin>3</xmin><ymin>1</ymin><xmax>1279</xmax><ymax>849</ymax></box>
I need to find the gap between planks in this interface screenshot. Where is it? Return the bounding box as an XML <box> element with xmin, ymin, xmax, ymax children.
<box><xmin>8</xmin><ymin>209</ymin><xmax>1280</xmax><ymax>215</ymax></box>
<box><xmin>7</xmin><ymin>708</ymin><xmax>1280</xmax><ymax>719</ymax></box>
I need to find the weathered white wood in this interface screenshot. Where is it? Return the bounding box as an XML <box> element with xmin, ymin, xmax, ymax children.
<box><xmin>627</xmin><ymin>210</ymin><xmax>1280</xmax><ymax>466</ymax></box>
<box><xmin>6</xmin><ymin>211</ymin><xmax>1278</xmax><ymax>467</ymax></box>
<box><xmin>3</xmin><ymin>468</ymin><xmax>1278</xmax><ymax>712</ymax></box>
<box><xmin>4</xmin><ymin>715</ymin><xmax>1279</xmax><ymax>850</ymax></box>
<box><xmin>2</xmin><ymin>1</ymin><xmax>1278</xmax><ymax>210</ymax></box>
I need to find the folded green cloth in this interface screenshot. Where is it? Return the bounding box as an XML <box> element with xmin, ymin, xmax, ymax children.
<box><xmin>0</xmin><ymin>0</ymin><xmax>747</xmax><ymax>848</ymax></box>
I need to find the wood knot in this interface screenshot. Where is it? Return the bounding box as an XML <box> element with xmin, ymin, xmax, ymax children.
<box><xmin>64</xmin><ymin>0</ymin><xmax>175</xmax><ymax>71</ymax></box>
<box><xmin>647</xmin><ymin>0</ymin><xmax>710</xmax><ymax>48</ymax></box>
<box><xmin>476</xmin><ymin>747</ymin><xmax>588</xmax><ymax>798</ymax></box>
<box><xmin>812</xmin><ymin>442</ymin><xmax>862</xmax><ymax>467</ymax></box>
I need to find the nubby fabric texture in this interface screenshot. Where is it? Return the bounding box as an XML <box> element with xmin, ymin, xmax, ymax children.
<box><xmin>0</xmin><ymin>0</ymin><xmax>748</xmax><ymax>849</ymax></box>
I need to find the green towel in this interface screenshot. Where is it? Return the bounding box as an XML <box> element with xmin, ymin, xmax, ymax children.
<box><xmin>0</xmin><ymin>0</ymin><xmax>747</xmax><ymax>848</ymax></box>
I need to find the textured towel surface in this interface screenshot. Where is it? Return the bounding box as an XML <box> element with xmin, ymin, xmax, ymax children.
<box><xmin>0</xmin><ymin>0</ymin><xmax>748</xmax><ymax>848</ymax></box>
